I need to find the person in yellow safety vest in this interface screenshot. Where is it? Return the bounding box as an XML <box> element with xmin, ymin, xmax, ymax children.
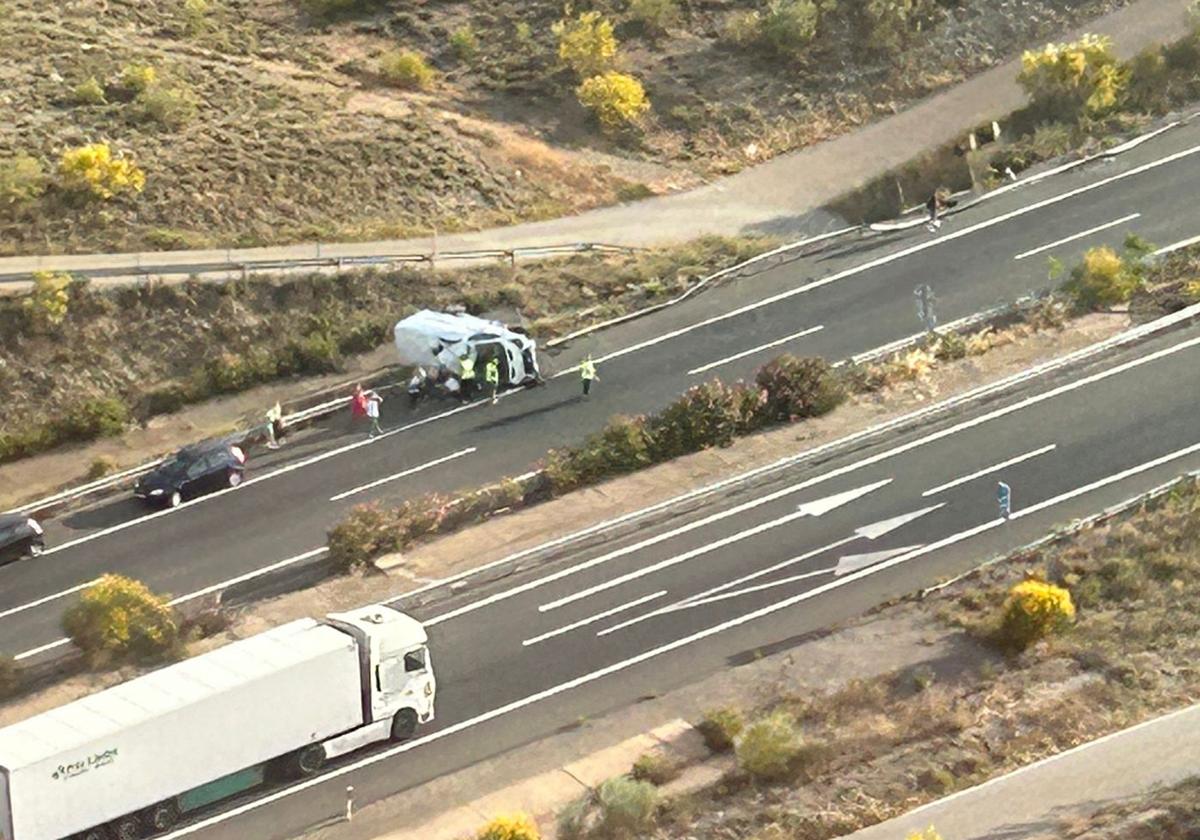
<box><xmin>580</xmin><ymin>355</ymin><xmax>598</xmax><ymax>396</ymax></box>
<box><xmin>459</xmin><ymin>353</ymin><xmax>476</xmax><ymax>402</ymax></box>
<box><xmin>485</xmin><ymin>357</ymin><xmax>501</xmax><ymax>404</ymax></box>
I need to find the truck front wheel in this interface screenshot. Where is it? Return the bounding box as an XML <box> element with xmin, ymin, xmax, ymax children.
<box><xmin>391</xmin><ymin>708</ymin><xmax>418</xmax><ymax>741</ymax></box>
<box><xmin>294</xmin><ymin>743</ymin><xmax>326</xmax><ymax>777</ymax></box>
<box><xmin>145</xmin><ymin>799</ymin><xmax>180</xmax><ymax>831</ymax></box>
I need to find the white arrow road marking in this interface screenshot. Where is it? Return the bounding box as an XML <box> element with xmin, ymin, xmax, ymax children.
<box><xmin>686</xmin><ymin>325</ymin><xmax>825</xmax><ymax>376</ymax></box>
<box><xmin>598</xmin><ymin>504</ymin><xmax>941</xmax><ymax>635</ymax></box>
<box><xmin>922</xmin><ymin>444</ymin><xmax>1056</xmax><ymax>497</ymax></box>
<box><xmin>834</xmin><ymin>545</ymin><xmax>923</xmax><ymax>575</ymax></box>
<box><xmin>1013</xmin><ymin>213</ymin><xmax>1141</xmax><ymax>260</ymax></box>
<box><xmin>329</xmin><ymin>447</ymin><xmax>477</xmax><ymax>502</ymax></box>
<box><xmin>523</xmin><ymin>591</ymin><xmax>666</xmax><ymax>647</ymax></box>
<box><xmin>538</xmin><ymin>479</ymin><xmax>893</xmax><ymax>613</ymax></box>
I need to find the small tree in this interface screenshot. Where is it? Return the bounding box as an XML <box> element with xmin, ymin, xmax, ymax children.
<box><xmin>59</xmin><ymin>142</ymin><xmax>146</xmax><ymax>200</ymax></box>
<box><xmin>0</xmin><ymin>154</ymin><xmax>46</xmax><ymax>207</ymax></box>
<box><xmin>380</xmin><ymin>49</ymin><xmax>435</xmax><ymax>89</ymax></box>
<box><xmin>63</xmin><ymin>575</ymin><xmax>180</xmax><ymax>666</ymax></box>
<box><xmin>1018</xmin><ymin>34</ymin><xmax>1127</xmax><ymax>120</ymax></box>
<box><xmin>576</xmin><ymin>71</ymin><xmax>650</xmax><ymax>131</ymax></box>
<box><xmin>554</xmin><ymin>11</ymin><xmax>619</xmax><ymax>77</ymax></box>
<box><xmin>477</xmin><ymin>812</ymin><xmax>539</xmax><ymax>840</ymax></box>
<box><xmin>736</xmin><ymin>710</ymin><xmax>804</xmax><ymax>780</ymax></box>
<box><xmin>23</xmin><ymin>271</ymin><xmax>71</xmax><ymax>328</ymax></box>
<box><xmin>996</xmin><ymin>578</ymin><xmax>1075</xmax><ymax>651</ymax></box>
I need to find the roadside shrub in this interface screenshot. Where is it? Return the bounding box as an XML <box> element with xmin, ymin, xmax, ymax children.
<box><xmin>136</xmin><ymin>84</ymin><xmax>199</xmax><ymax>129</ymax></box>
<box><xmin>0</xmin><ymin>657</ymin><xmax>21</xmax><ymax>700</ymax></box>
<box><xmin>736</xmin><ymin>710</ymin><xmax>804</xmax><ymax>781</ymax></box>
<box><xmin>995</xmin><ymin>578</ymin><xmax>1075</xmax><ymax>651</ymax></box>
<box><xmin>59</xmin><ymin>142</ymin><xmax>146</xmax><ymax>200</ymax></box>
<box><xmin>380</xmin><ymin>49</ymin><xmax>435</xmax><ymax>90</ymax></box>
<box><xmin>760</xmin><ymin>0</ymin><xmax>820</xmax><ymax>61</ymax></box>
<box><xmin>23</xmin><ymin>271</ymin><xmax>71</xmax><ymax>329</ymax></box>
<box><xmin>327</xmin><ymin>502</ymin><xmax>403</xmax><ymax>572</ymax></box>
<box><xmin>596</xmin><ymin>775</ymin><xmax>659</xmax><ymax>835</ymax></box>
<box><xmin>182</xmin><ymin>0</ymin><xmax>210</xmax><ymax>34</ymax></box>
<box><xmin>1062</xmin><ymin>245</ymin><xmax>1142</xmax><ymax>310</ymax></box>
<box><xmin>477</xmin><ymin>812</ymin><xmax>539</xmax><ymax>840</ymax></box>
<box><xmin>906</xmin><ymin>829</ymin><xmax>943</xmax><ymax>840</ymax></box>
<box><xmin>932</xmin><ymin>330</ymin><xmax>967</xmax><ymax>361</ymax></box>
<box><xmin>698</xmin><ymin>706</ymin><xmax>744</xmax><ymax>752</ymax></box>
<box><xmin>63</xmin><ymin>575</ymin><xmax>180</xmax><ymax>666</ymax></box>
<box><xmin>118</xmin><ymin>62</ymin><xmax>159</xmax><ymax>96</ymax></box>
<box><xmin>86</xmin><ymin>455</ymin><xmax>119</xmax><ymax>481</ymax></box>
<box><xmin>554</xmin><ymin>11</ymin><xmax>618</xmax><ymax>77</ymax></box>
<box><xmin>72</xmin><ymin>76</ymin><xmax>107</xmax><ymax>105</ymax></box>
<box><xmin>545</xmin><ymin>415</ymin><xmax>653</xmax><ymax>492</ymax></box>
<box><xmin>1124</xmin><ymin>48</ymin><xmax>1172</xmax><ymax>113</ymax></box>
<box><xmin>56</xmin><ymin>396</ymin><xmax>129</xmax><ymax>442</ymax></box>
<box><xmin>862</xmin><ymin>0</ymin><xmax>938</xmax><ymax>57</ymax></box>
<box><xmin>576</xmin><ymin>72</ymin><xmax>650</xmax><ymax>131</ymax></box>
<box><xmin>631</xmin><ymin>751</ymin><xmax>680</xmax><ymax>785</ymax></box>
<box><xmin>628</xmin><ymin>0</ymin><xmax>681</xmax><ymax>36</ymax></box>
<box><xmin>754</xmin><ymin>355</ymin><xmax>845</xmax><ymax>423</ymax></box>
<box><xmin>0</xmin><ymin>154</ymin><xmax>45</xmax><ymax>207</ymax></box>
<box><xmin>647</xmin><ymin>380</ymin><xmax>739</xmax><ymax>459</ymax></box>
<box><xmin>1018</xmin><ymin>35</ymin><xmax>1126</xmax><ymax>120</ymax></box>
<box><xmin>722</xmin><ymin>9</ymin><xmax>762</xmax><ymax>47</ymax></box>
<box><xmin>450</xmin><ymin>25</ymin><xmax>479</xmax><ymax>62</ymax></box>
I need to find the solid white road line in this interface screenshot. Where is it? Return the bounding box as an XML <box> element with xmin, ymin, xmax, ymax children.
<box><xmin>921</xmin><ymin>445</ymin><xmax>1057</xmax><ymax>497</ymax></box>
<box><xmin>550</xmin><ymin>143</ymin><xmax>1200</xmax><ymax>377</ymax></box>
<box><xmin>434</xmin><ymin>330</ymin><xmax>1200</xmax><ymax>626</ymax></box>
<box><xmin>686</xmin><ymin>325</ymin><xmax>825</xmax><ymax>376</ymax></box>
<box><xmin>14</xmin><ymin>638</ymin><xmax>71</xmax><ymax>662</ymax></box>
<box><xmin>1013</xmin><ymin>213</ymin><xmax>1141</xmax><ymax>260</ymax></box>
<box><xmin>1153</xmin><ymin>233</ymin><xmax>1200</xmax><ymax>257</ymax></box>
<box><xmin>536</xmin><ymin>479</ymin><xmax>893</xmax><ymax>613</ymax></box>
<box><xmin>329</xmin><ymin>448</ymin><xmax>477</xmax><ymax>502</ymax></box>
<box><xmin>0</xmin><ymin>578</ymin><xmax>100</xmax><ymax>621</ymax></box>
<box><xmin>159</xmin><ymin>439</ymin><xmax>1200</xmax><ymax>840</ymax></box>
<box><xmin>523</xmin><ymin>591</ymin><xmax>666</xmax><ymax>647</ymax></box>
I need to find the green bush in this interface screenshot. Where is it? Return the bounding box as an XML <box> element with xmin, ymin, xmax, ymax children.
<box><xmin>1018</xmin><ymin>34</ymin><xmax>1126</xmax><ymax>120</ymax></box>
<box><xmin>72</xmin><ymin>76</ymin><xmax>107</xmax><ymax>105</ymax></box>
<box><xmin>62</xmin><ymin>575</ymin><xmax>180</xmax><ymax>666</ymax></box>
<box><xmin>1062</xmin><ymin>245</ymin><xmax>1143</xmax><ymax>310</ymax></box>
<box><xmin>23</xmin><ymin>271</ymin><xmax>71</xmax><ymax>328</ymax></box>
<box><xmin>0</xmin><ymin>154</ymin><xmax>45</xmax><ymax>207</ymax></box>
<box><xmin>554</xmin><ymin>10</ymin><xmax>618</xmax><ymax>77</ymax></box>
<box><xmin>0</xmin><ymin>656</ymin><xmax>21</xmax><ymax>700</ymax></box>
<box><xmin>182</xmin><ymin>0</ymin><xmax>210</xmax><ymax>34</ymax></box>
<box><xmin>596</xmin><ymin>775</ymin><xmax>659</xmax><ymax>835</ymax></box>
<box><xmin>136</xmin><ymin>84</ymin><xmax>198</xmax><ymax>129</ymax></box>
<box><xmin>118</xmin><ymin>63</ymin><xmax>158</xmax><ymax>96</ymax></box>
<box><xmin>697</xmin><ymin>706</ymin><xmax>744</xmax><ymax>752</ymax></box>
<box><xmin>628</xmin><ymin>0</ymin><xmax>681</xmax><ymax>36</ymax></box>
<box><xmin>545</xmin><ymin>415</ymin><xmax>653</xmax><ymax>492</ymax></box>
<box><xmin>476</xmin><ymin>812</ymin><xmax>539</xmax><ymax>840</ymax></box>
<box><xmin>932</xmin><ymin>330</ymin><xmax>967</xmax><ymax>361</ymax></box>
<box><xmin>86</xmin><ymin>455</ymin><xmax>118</xmax><ymax>481</ymax></box>
<box><xmin>995</xmin><ymin>578</ymin><xmax>1075</xmax><ymax>651</ymax></box>
<box><xmin>450</xmin><ymin>25</ymin><xmax>479</xmax><ymax>62</ymax></box>
<box><xmin>1123</xmin><ymin>48</ymin><xmax>1172</xmax><ymax>113</ymax></box>
<box><xmin>56</xmin><ymin>396</ymin><xmax>129</xmax><ymax>442</ymax></box>
<box><xmin>754</xmin><ymin>355</ymin><xmax>845</xmax><ymax>423</ymax></box>
<box><xmin>380</xmin><ymin>49</ymin><xmax>435</xmax><ymax>90</ymax></box>
<box><xmin>327</xmin><ymin>502</ymin><xmax>403</xmax><ymax>572</ymax></box>
<box><xmin>631</xmin><ymin>751</ymin><xmax>679</xmax><ymax>785</ymax></box>
<box><xmin>862</xmin><ymin>0</ymin><xmax>937</xmax><ymax>57</ymax></box>
<box><xmin>722</xmin><ymin>9</ymin><xmax>762</xmax><ymax>47</ymax></box>
<box><xmin>736</xmin><ymin>710</ymin><xmax>804</xmax><ymax>781</ymax></box>
<box><xmin>760</xmin><ymin>0</ymin><xmax>820</xmax><ymax>61</ymax></box>
<box><xmin>576</xmin><ymin>72</ymin><xmax>650</xmax><ymax>131</ymax></box>
<box><xmin>647</xmin><ymin>381</ymin><xmax>740</xmax><ymax>459</ymax></box>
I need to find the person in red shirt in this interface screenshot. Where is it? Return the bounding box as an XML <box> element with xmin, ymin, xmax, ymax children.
<box><xmin>349</xmin><ymin>383</ymin><xmax>369</xmax><ymax>433</ymax></box>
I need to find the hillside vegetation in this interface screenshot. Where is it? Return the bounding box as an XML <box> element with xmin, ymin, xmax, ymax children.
<box><xmin>0</xmin><ymin>0</ymin><xmax>1129</xmax><ymax>255</ymax></box>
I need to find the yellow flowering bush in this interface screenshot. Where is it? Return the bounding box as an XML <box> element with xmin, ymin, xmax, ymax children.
<box><xmin>997</xmin><ymin>579</ymin><xmax>1075</xmax><ymax>651</ymax></box>
<box><xmin>63</xmin><ymin>575</ymin><xmax>180</xmax><ymax>665</ymax></box>
<box><xmin>23</xmin><ymin>271</ymin><xmax>71</xmax><ymax>329</ymax></box>
<box><xmin>576</xmin><ymin>72</ymin><xmax>650</xmax><ymax>131</ymax></box>
<box><xmin>380</xmin><ymin>49</ymin><xmax>435</xmax><ymax>90</ymax></box>
<box><xmin>906</xmin><ymin>828</ymin><xmax>943</xmax><ymax>840</ymax></box>
<box><xmin>554</xmin><ymin>11</ymin><xmax>618</xmax><ymax>77</ymax></box>
<box><xmin>119</xmin><ymin>62</ymin><xmax>159</xmax><ymax>95</ymax></box>
<box><xmin>477</xmin><ymin>812</ymin><xmax>539</xmax><ymax>840</ymax></box>
<box><xmin>1062</xmin><ymin>245</ymin><xmax>1142</xmax><ymax>310</ymax></box>
<box><xmin>1018</xmin><ymin>34</ymin><xmax>1127</xmax><ymax>119</ymax></box>
<box><xmin>59</xmin><ymin>142</ymin><xmax>146</xmax><ymax>200</ymax></box>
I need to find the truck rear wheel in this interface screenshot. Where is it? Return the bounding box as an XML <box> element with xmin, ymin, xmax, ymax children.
<box><xmin>111</xmin><ymin>815</ymin><xmax>141</xmax><ymax>840</ymax></box>
<box><xmin>390</xmin><ymin>708</ymin><xmax>418</xmax><ymax>741</ymax></box>
<box><xmin>145</xmin><ymin>799</ymin><xmax>180</xmax><ymax>832</ymax></box>
<box><xmin>294</xmin><ymin>743</ymin><xmax>326</xmax><ymax>777</ymax></box>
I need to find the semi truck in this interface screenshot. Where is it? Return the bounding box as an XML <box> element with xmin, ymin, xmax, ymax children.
<box><xmin>393</xmin><ymin>310</ymin><xmax>542</xmax><ymax>388</ymax></box>
<box><xmin>0</xmin><ymin>604</ymin><xmax>436</xmax><ymax>840</ymax></box>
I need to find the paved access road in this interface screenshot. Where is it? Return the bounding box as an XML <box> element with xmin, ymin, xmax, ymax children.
<box><xmin>165</xmin><ymin>312</ymin><xmax>1200</xmax><ymax>840</ymax></box>
<box><xmin>6</xmin><ymin>120</ymin><xmax>1200</xmax><ymax>665</ymax></box>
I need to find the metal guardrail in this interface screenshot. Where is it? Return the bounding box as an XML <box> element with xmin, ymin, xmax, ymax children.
<box><xmin>0</xmin><ymin>242</ymin><xmax>641</xmax><ymax>285</ymax></box>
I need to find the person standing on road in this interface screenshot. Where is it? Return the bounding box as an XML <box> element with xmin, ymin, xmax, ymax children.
<box><xmin>925</xmin><ymin>190</ymin><xmax>945</xmax><ymax>232</ymax></box>
<box><xmin>407</xmin><ymin>367</ymin><xmax>427</xmax><ymax>408</ymax></box>
<box><xmin>349</xmin><ymin>384</ymin><xmax>369</xmax><ymax>433</ymax></box>
<box><xmin>580</xmin><ymin>355</ymin><xmax>598</xmax><ymax>397</ymax></box>
<box><xmin>485</xmin><ymin>357</ymin><xmax>501</xmax><ymax>404</ymax></box>
<box><xmin>265</xmin><ymin>401</ymin><xmax>284</xmax><ymax>449</ymax></box>
<box><xmin>364</xmin><ymin>389</ymin><xmax>384</xmax><ymax>437</ymax></box>
<box><xmin>459</xmin><ymin>353</ymin><xmax>476</xmax><ymax>402</ymax></box>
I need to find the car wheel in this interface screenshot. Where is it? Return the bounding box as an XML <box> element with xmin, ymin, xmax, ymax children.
<box><xmin>227</xmin><ymin>470</ymin><xmax>243</xmax><ymax>488</ymax></box>
<box><xmin>169</xmin><ymin>490</ymin><xmax>182</xmax><ymax>508</ymax></box>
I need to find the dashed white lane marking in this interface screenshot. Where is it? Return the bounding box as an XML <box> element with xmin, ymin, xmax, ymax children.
<box><xmin>922</xmin><ymin>445</ymin><xmax>1057</xmax><ymax>497</ymax></box>
<box><xmin>1013</xmin><ymin>212</ymin><xmax>1141</xmax><ymax>260</ymax></box>
<box><xmin>329</xmin><ymin>448</ymin><xmax>477</xmax><ymax>502</ymax></box>
<box><xmin>687</xmin><ymin>325</ymin><xmax>824</xmax><ymax>376</ymax></box>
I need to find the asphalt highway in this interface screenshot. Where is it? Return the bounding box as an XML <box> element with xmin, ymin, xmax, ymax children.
<box><xmin>172</xmin><ymin>315</ymin><xmax>1200</xmax><ymax>840</ymax></box>
<box><xmin>5</xmin><ymin>121</ymin><xmax>1200</xmax><ymax>668</ymax></box>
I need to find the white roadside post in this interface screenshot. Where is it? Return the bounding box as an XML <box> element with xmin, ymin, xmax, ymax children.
<box><xmin>346</xmin><ymin>785</ymin><xmax>354</xmax><ymax>822</ymax></box>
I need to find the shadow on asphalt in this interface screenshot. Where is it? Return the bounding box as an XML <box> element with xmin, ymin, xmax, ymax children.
<box><xmin>61</xmin><ymin>497</ymin><xmax>147</xmax><ymax>531</ymax></box>
<box><xmin>813</xmin><ymin>230</ymin><xmax>908</xmax><ymax>263</ymax></box>
<box><xmin>469</xmin><ymin>396</ymin><xmax>581</xmax><ymax>432</ymax></box>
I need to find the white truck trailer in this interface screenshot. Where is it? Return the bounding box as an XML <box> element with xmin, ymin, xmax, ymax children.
<box><xmin>0</xmin><ymin>605</ymin><xmax>435</xmax><ymax>840</ymax></box>
<box><xmin>393</xmin><ymin>310</ymin><xmax>542</xmax><ymax>387</ymax></box>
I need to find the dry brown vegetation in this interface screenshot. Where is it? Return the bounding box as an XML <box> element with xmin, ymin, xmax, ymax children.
<box><xmin>0</xmin><ymin>0</ymin><xmax>1131</xmax><ymax>255</ymax></box>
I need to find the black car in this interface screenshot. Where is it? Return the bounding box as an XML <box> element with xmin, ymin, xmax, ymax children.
<box><xmin>134</xmin><ymin>440</ymin><xmax>247</xmax><ymax>508</ymax></box>
<box><xmin>0</xmin><ymin>513</ymin><xmax>45</xmax><ymax>564</ymax></box>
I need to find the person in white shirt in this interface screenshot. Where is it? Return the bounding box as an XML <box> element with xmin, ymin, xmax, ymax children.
<box><xmin>364</xmin><ymin>389</ymin><xmax>383</xmax><ymax>437</ymax></box>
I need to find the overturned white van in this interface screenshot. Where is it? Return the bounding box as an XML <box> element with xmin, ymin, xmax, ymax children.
<box><xmin>393</xmin><ymin>310</ymin><xmax>542</xmax><ymax>387</ymax></box>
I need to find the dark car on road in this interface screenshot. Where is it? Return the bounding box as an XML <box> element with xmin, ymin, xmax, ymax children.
<box><xmin>0</xmin><ymin>513</ymin><xmax>45</xmax><ymax>564</ymax></box>
<box><xmin>134</xmin><ymin>440</ymin><xmax>247</xmax><ymax>508</ymax></box>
